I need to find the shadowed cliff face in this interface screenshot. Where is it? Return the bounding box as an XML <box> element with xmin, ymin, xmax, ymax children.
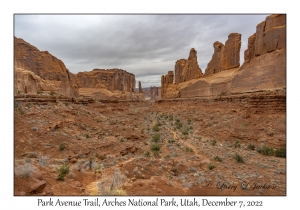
<box><xmin>205</xmin><ymin>33</ymin><xmax>241</xmax><ymax>76</ymax></box>
<box><xmin>14</xmin><ymin>37</ymin><xmax>79</xmax><ymax>97</ymax></box>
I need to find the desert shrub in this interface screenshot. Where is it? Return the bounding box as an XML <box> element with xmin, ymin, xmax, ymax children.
<box><xmin>181</xmin><ymin>127</ymin><xmax>189</xmax><ymax>135</ymax></box>
<box><xmin>152</xmin><ymin>133</ymin><xmax>161</xmax><ymax>143</ymax></box>
<box><xmin>152</xmin><ymin>125</ymin><xmax>160</xmax><ymax>132</ymax></box>
<box><xmin>233</xmin><ymin>153</ymin><xmax>245</xmax><ymax>163</ymax></box>
<box><xmin>211</xmin><ymin>140</ymin><xmax>216</xmax><ymax>146</ymax></box>
<box><xmin>214</xmin><ymin>156</ymin><xmax>223</xmax><ymax>162</ymax></box>
<box><xmin>59</xmin><ymin>142</ymin><xmax>66</xmax><ymax>151</ymax></box>
<box><xmin>14</xmin><ymin>163</ymin><xmax>35</xmax><ymax>178</ymax></box>
<box><xmin>275</xmin><ymin>148</ymin><xmax>286</xmax><ymax>158</ymax></box>
<box><xmin>247</xmin><ymin>144</ymin><xmax>255</xmax><ymax>150</ymax></box>
<box><xmin>57</xmin><ymin>164</ymin><xmax>70</xmax><ymax>180</ymax></box>
<box><xmin>98</xmin><ymin>169</ymin><xmax>126</xmax><ymax>195</ymax></box>
<box><xmin>86</xmin><ymin>133</ymin><xmax>90</xmax><ymax>138</ymax></box>
<box><xmin>37</xmin><ymin>90</ymin><xmax>42</xmax><ymax>94</ymax></box>
<box><xmin>38</xmin><ymin>154</ymin><xmax>49</xmax><ymax>167</ymax></box>
<box><xmin>168</xmin><ymin>139</ymin><xmax>175</xmax><ymax>144</ymax></box>
<box><xmin>169</xmin><ymin>115</ymin><xmax>173</xmax><ymax>121</ymax></box>
<box><xmin>163</xmin><ymin>154</ymin><xmax>171</xmax><ymax>159</ymax></box>
<box><xmin>257</xmin><ymin>145</ymin><xmax>274</xmax><ymax>156</ymax></box>
<box><xmin>150</xmin><ymin>143</ymin><xmax>161</xmax><ymax>152</ymax></box>
<box><xmin>144</xmin><ymin>151</ymin><xmax>151</xmax><ymax>157</ymax></box>
<box><xmin>208</xmin><ymin>164</ymin><xmax>216</xmax><ymax>170</ymax></box>
<box><xmin>187</xmin><ymin>119</ymin><xmax>192</xmax><ymax>124</ymax></box>
<box><xmin>185</xmin><ymin>146</ymin><xmax>193</xmax><ymax>152</ymax></box>
<box><xmin>175</xmin><ymin>120</ymin><xmax>183</xmax><ymax>129</ymax></box>
<box><xmin>233</xmin><ymin>140</ymin><xmax>241</xmax><ymax>148</ymax></box>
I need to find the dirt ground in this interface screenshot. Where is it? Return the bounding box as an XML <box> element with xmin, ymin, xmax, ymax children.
<box><xmin>14</xmin><ymin>90</ymin><xmax>286</xmax><ymax>196</ymax></box>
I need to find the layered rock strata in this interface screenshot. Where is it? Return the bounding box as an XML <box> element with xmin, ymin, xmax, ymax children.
<box><xmin>14</xmin><ymin>37</ymin><xmax>78</xmax><ymax>97</ymax></box>
<box><xmin>161</xmin><ymin>14</ymin><xmax>286</xmax><ymax>99</ymax></box>
<box><xmin>150</xmin><ymin>86</ymin><xmax>161</xmax><ymax>100</ymax></box>
<box><xmin>76</xmin><ymin>69</ymin><xmax>135</xmax><ymax>92</ymax></box>
<box><xmin>205</xmin><ymin>33</ymin><xmax>241</xmax><ymax>75</ymax></box>
<box><xmin>138</xmin><ymin>81</ymin><xmax>144</xmax><ymax>93</ymax></box>
<box><xmin>174</xmin><ymin>48</ymin><xmax>203</xmax><ymax>83</ymax></box>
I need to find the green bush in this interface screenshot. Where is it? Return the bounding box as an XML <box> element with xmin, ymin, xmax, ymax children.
<box><xmin>247</xmin><ymin>144</ymin><xmax>255</xmax><ymax>150</ymax></box>
<box><xmin>214</xmin><ymin>156</ymin><xmax>223</xmax><ymax>162</ymax></box>
<box><xmin>152</xmin><ymin>125</ymin><xmax>160</xmax><ymax>132</ymax></box>
<box><xmin>59</xmin><ymin>142</ymin><xmax>66</xmax><ymax>151</ymax></box>
<box><xmin>211</xmin><ymin>140</ymin><xmax>216</xmax><ymax>146</ymax></box>
<box><xmin>144</xmin><ymin>151</ymin><xmax>151</xmax><ymax>157</ymax></box>
<box><xmin>86</xmin><ymin>133</ymin><xmax>90</xmax><ymax>138</ymax></box>
<box><xmin>275</xmin><ymin>148</ymin><xmax>286</xmax><ymax>158</ymax></box>
<box><xmin>257</xmin><ymin>145</ymin><xmax>274</xmax><ymax>156</ymax></box>
<box><xmin>185</xmin><ymin>146</ymin><xmax>193</xmax><ymax>152</ymax></box>
<box><xmin>152</xmin><ymin>133</ymin><xmax>161</xmax><ymax>143</ymax></box>
<box><xmin>150</xmin><ymin>143</ymin><xmax>161</xmax><ymax>152</ymax></box>
<box><xmin>181</xmin><ymin>128</ymin><xmax>189</xmax><ymax>135</ymax></box>
<box><xmin>233</xmin><ymin>140</ymin><xmax>241</xmax><ymax>148</ymax></box>
<box><xmin>233</xmin><ymin>153</ymin><xmax>245</xmax><ymax>163</ymax></box>
<box><xmin>57</xmin><ymin>164</ymin><xmax>70</xmax><ymax>180</ymax></box>
<box><xmin>208</xmin><ymin>164</ymin><xmax>215</xmax><ymax>170</ymax></box>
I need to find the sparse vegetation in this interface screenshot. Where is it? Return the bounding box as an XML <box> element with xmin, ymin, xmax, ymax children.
<box><xmin>98</xmin><ymin>169</ymin><xmax>126</xmax><ymax>195</ymax></box>
<box><xmin>14</xmin><ymin>163</ymin><xmax>35</xmax><ymax>178</ymax></box>
<box><xmin>152</xmin><ymin>124</ymin><xmax>160</xmax><ymax>132</ymax></box>
<box><xmin>208</xmin><ymin>164</ymin><xmax>216</xmax><ymax>170</ymax></box>
<box><xmin>275</xmin><ymin>147</ymin><xmax>286</xmax><ymax>158</ymax></box>
<box><xmin>86</xmin><ymin>133</ymin><xmax>90</xmax><ymax>138</ymax></box>
<box><xmin>211</xmin><ymin>140</ymin><xmax>216</xmax><ymax>146</ymax></box>
<box><xmin>57</xmin><ymin>164</ymin><xmax>70</xmax><ymax>180</ymax></box>
<box><xmin>233</xmin><ymin>140</ymin><xmax>241</xmax><ymax>148</ymax></box>
<box><xmin>144</xmin><ymin>151</ymin><xmax>151</xmax><ymax>157</ymax></box>
<box><xmin>152</xmin><ymin>133</ymin><xmax>161</xmax><ymax>143</ymax></box>
<box><xmin>233</xmin><ymin>153</ymin><xmax>245</xmax><ymax>163</ymax></box>
<box><xmin>59</xmin><ymin>142</ymin><xmax>66</xmax><ymax>151</ymax></box>
<box><xmin>257</xmin><ymin>145</ymin><xmax>274</xmax><ymax>156</ymax></box>
<box><xmin>247</xmin><ymin>144</ymin><xmax>255</xmax><ymax>150</ymax></box>
<box><xmin>185</xmin><ymin>146</ymin><xmax>193</xmax><ymax>152</ymax></box>
<box><xmin>214</xmin><ymin>156</ymin><xmax>223</xmax><ymax>162</ymax></box>
<box><xmin>150</xmin><ymin>143</ymin><xmax>161</xmax><ymax>157</ymax></box>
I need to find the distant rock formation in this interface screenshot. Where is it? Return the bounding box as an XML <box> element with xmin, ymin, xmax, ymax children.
<box><xmin>150</xmin><ymin>86</ymin><xmax>161</xmax><ymax>100</ymax></box>
<box><xmin>76</xmin><ymin>69</ymin><xmax>135</xmax><ymax>92</ymax></box>
<box><xmin>205</xmin><ymin>33</ymin><xmax>241</xmax><ymax>75</ymax></box>
<box><xmin>175</xmin><ymin>48</ymin><xmax>203</xmax><ymax>83</ymax></box>
<box><xmin>14</xmin><ymin>37</ymin><xmax>79</xmax><ymax>97</ymax></box>
<box><xmin>138</xmin><ymin>81</ymin><xmax>144</xmax><ymax>93</ymax></box>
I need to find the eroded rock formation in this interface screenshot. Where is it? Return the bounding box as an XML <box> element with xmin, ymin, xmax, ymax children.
<box><xmin>205</xmin><ymin>33</ymin><xmax>241</xmax><ymax>75</ymax></box>
<box><xmin>138</xmin><ymin>81</ymin><xmax>144</xmax><ymax>93</ymax></box>
<box><xmin>76</xmin><ymin>69</ymin><xmax>135</xmax><ymax>92</ymax></box>
<box><xmin>150</xmin><ymin>86</ymin><xmax>161</xmax><ymax>100</ymax></box>
<box><xmin>175</xmin><ymin>48</ymin><xmax>203</xmax><ymax>83</ymax></box>
<box><xmin>161</xmin><ymin>14</ymin><xmax>286</xmax><ymax>99</ymax></box>
<box><xmin>14</xmin><ymin>37</ymin><xmax>78</xmax><ymax>97</ymax></box>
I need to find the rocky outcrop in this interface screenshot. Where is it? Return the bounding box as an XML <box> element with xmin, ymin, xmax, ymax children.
<box><xmin>138</xmin><ymin>81</ymin><xmax>144</xmax><ymax>93</ymax></box>
<box><xmin>231</xmin><ymin>14</ymin><xmax>286</xmax><ymax>93</ymax></box>
<box><xmin>175</xmin><ymin>48</ymin><xmax>203</xmax><ymax>83</ymax></box>
<box><xmin>150</xmin><ymin>86</ymin><xmax>161</xmax><ymax>100</ymax></box>
<box><xmin>76</xmin><ymin>69</ymin><xmax>135</xmax><ymax>92</ymax></box>
<box><xmin>161</xmin><ymin>14</ymin><xmax>285</xmax><ymax>100</ymax></box>
<box><xmin>205</xmin><ymin>33</ymin><xmax>241</xmax><ymax>75</ymax></box>
<box><xmin>14</xmin><ymin>37</ymin><xmax>78</xmax><ymax>97</ymax></box>
<box><xmin>14</xmin><ymin>67</ymin><xmax>61</xmax><ymax>95</ymax></box>
<box><xmin>161</xmin><ymin>71</ymin><xmax>175</xmax><ymax>99</ymax></box>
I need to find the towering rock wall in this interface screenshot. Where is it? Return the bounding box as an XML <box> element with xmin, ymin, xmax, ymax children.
<box><xmin>175</xmin><ymin>48</ymin><xmax>203</xmax><ymax>83</ymax></box>
<box><xmin>231</xmin><ymin>14</ymin><xmax>286</xmax><ymax>93</ymax></box>
<box><xmin>161</xmin><ymin>71</ymin><xmax>174</xmax><ymax>99</ymax></box>
<box><xmin>14</xmin><ymin>37</ymin><xmax>79</xmax><ymax>97</ymax></box>
<box><xmin>161</xmin><ymin>14</ymin><xmax>286</xmax><ymax>99</ymax></box>
<box><xmin>205</xmin><ymin>33</ymin><xmax>241</xmax><ymax>75</ymax></box>
<box><xmin>138</xmin><ymin>81</ymin><xmax>144</xmax><ymax>93</ymax></box>
<box><xmin>75</xmin><ymin>69</ymin><xmax>135</xmax><ymax>92</ymax></box>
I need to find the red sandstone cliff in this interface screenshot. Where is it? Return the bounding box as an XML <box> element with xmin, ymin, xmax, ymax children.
<box><xmin>205</xmin><ymin>33</ymin><xmax>241</xmax><ymax>75</ymax></box>
<box><xmin>161</xmin><ymin>14</ymin><xmax>286</xmax><ymax>99</ymax></box>
<box><xmin>14</xmin><ymin>37</ymin><xmax>79</xmax><ymax>97</ymax></box>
